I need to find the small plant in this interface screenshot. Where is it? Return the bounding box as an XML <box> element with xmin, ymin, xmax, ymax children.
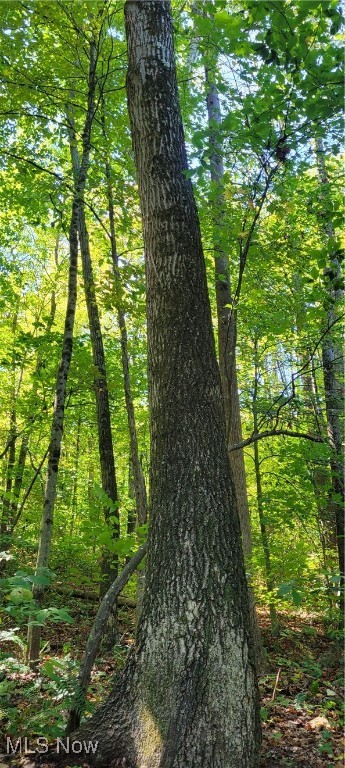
<box><xmin>0</xmin><ymin>568</ymin><xmax>74</xmax><ymax>662</ymax></box>
<box><xmin>276</xmin><ymin>580</ymin><xmax>304</xmax><ymax>607</ymax></box>
<box><xmin>0</xmin><ymin>654</ymin><xmax>81</xmax><ymax>738</ymax></box>
<box><xmin>318</xmin><ymin>729</ymin><xmax>333</xmax><ymax>757</ymax></box>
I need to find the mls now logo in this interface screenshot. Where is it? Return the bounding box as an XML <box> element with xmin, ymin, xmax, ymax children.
<box><xmin>6</xmin><ymin>737</ymin><xmax>99</xmax><ymax>755</ymax></box>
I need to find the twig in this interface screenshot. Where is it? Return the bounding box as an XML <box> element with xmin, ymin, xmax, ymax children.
<box><xmin>271</xmin><ymin>667</ymin><xmax>281</xmax><ymax>701</ymax></box>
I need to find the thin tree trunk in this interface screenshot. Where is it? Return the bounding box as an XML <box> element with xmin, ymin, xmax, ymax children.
<box><xmin>1</xmin><ymin>311</ymin><xmax>19</xmax><ymax>541</ymax></box>
<box><xmin>11</xmin><ymin>447</ymin><xmax>49</xmax><ymax>532</ymax></box>
<box><xmin>1</xmin><ymin>408</ymin><xmax>16</xmax><ymax>538</ymax></box>
<box><xmin>294</xmin><ymin>297</ymin><xmax>335</xmax><ymax>556</ymax></box>
<box><xmin>315</xmin><ymin>137</ymin><xmax>344</xmax><ymax>620</ymax></box>
<box><xmin>102</xmin><ymin>115</ymin><xmax>148</xmax><ymax>622</ymax></box>
<box><xmin>67</xmin><ymin>104</ymin><xmax>120</xmax><ymax>647</ymax></box>
<box><xmin>26</xmin><ymin>211</ymin><xmax>79</xmax><ymax>665</ymax></box>
<box><xmin>102</xmin><ymin>113</ymin><xmax>147</xmax><ymax>528</ymax></box>
<box><xmin>69</xmin><ymin>412</ymin><xmax>81</xmax><ymax>538</ymax></box>
<box><xmin>0</xmin><ymin>403</ymin><xmax>17</xmax><ymax>575</ymax></box>
<box><xmin>8</xmin><ymin>433</ymin><xmax>28</xmax><ymax>523</ymax></box>
<box><xmin>253</xmin><ymin>341</ymin><xmax>280</xmax><ymax>636</ymax></box>
<box><xmin>205</xmin><ymin>65</ymin><xmax>262</xmax><ymax>668</ymax></box>
<box><xmin>26</xmin><ymin>40</ymin><xmax>97</xmax><ymax>664</ymax></box>
<box><xmin>87</xmin><ymin>436</ymin><xmax>97</xmax><ymax>557</ymax></box>
<box><xmin>63</xmin><ymin>4</ymin><xmax>261</xmax><ymax>765</ymax></box>
<box><xmin>127</xmin><ymin>458</ymin><xmax>137</xmax><ymax>535</ymax></box>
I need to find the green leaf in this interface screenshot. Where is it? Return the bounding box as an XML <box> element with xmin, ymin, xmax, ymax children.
<box><xmin>7</xmin><ymin>588</ymin><xmax>33</xmax><ymax>604</ymax></box>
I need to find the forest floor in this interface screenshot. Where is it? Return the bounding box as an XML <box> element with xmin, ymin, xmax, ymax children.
<box><xmin>0</xmin><ymin>597</ymin><xmax>343</xmax><ymax>768</ymax></box>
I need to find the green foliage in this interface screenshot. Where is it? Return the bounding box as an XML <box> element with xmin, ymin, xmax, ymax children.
<box><xmin>277</xmin><ymin>581</ymin><xmax>304</xmax><ymax>607</ymax></box>
<box><xmin>0</xmin><ymin>655</ymin><xmax>81</xmax><ymax>737</ymax></box>
<box><xmin>0</xmin><ymin>569</ymin><xmax>73</xmax><ymax>655</ymax></box>
<box><xmin>0</xmin><ymin>5</ymin><xmax>342</xmax><ymax>750</ymax></box>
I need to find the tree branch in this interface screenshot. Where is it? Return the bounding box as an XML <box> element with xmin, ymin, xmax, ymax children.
<box><xmin>66</xmin><ymin>539</ymin><xmax>148</xmax><ymax>734</ymax></box>
<box><xmin>229</xmin><ymin>429</ymin><xmax>325</xmax><ymax>452</ymax></box>
<box><xmin>11</xmin><ymin>447</ymin><xmax>49</xmax><ymax>530</ymax></box>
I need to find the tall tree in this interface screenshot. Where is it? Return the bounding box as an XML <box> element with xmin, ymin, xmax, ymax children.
<box><xmin>203</xmin><ymin>54</ymin><xmax>262</xmax><ymax>666</ymax></box>
<box><xmin>67</xmin><ymin>98</ymin><xmax>120</xmax><ymax>644</ymax></box>
<box><xmin>315</xmin><ymin>138</ymin><xmax>344</xmax><ymax>618</ymax></box>
<box><xmin>66</xmin><ymin>3</ymin><xmax>260</xmax><ymax>766</ymax></box>
<box><xmin>26</xmin><ymin>30</ymin><xmax>98</xmax><ymax>663</ymax></box>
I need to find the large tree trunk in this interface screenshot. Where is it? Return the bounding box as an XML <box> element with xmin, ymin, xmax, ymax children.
<box><xmin>315</xmin><ymin>138</ymin><xmax>344</xmax><ymax>620</ymax></box>
<box><xmin>205</xmin><ymin>65</ymin><xmax>262</xmax><ymax>668</ymax></box>
<box><xmin>66</xmin><ymin>4</ymin><xmax>261</xmax><ymax>766</ymax></box>
<box><xmin>26</xmin><ymin>40</ymin><xmax>97</xmax><ymax>664</ymax></box>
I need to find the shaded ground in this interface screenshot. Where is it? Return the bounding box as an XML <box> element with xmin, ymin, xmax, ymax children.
<box><xmin>258</xmin><ymin>609</ymin><xmax>344</xmax><ymax>767</ymax></box>
<box><xmin>0</xmin><ymin>599</ymin><xmax>343</xmax><ymax>768</ymax></box>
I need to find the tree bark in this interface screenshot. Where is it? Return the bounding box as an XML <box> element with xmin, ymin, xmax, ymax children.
<box><xmin>64</xmin><ymin>4</ymin><xmax>261</xmax><ymax>766</ymax></box>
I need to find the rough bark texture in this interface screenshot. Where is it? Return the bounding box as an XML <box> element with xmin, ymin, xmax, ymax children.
<box><xmin>205</xmin><ymin>66</ymin><xmax>262</xmax><ymax>668</ymax></box>
<box><xmin>315</xmin><ymin>138</ymin><xmax>344</xmax><ymax>619</ymax></box>
<box><xmin>65</xmin><ymin>4</ymin><xmax>261</xmax><ymax>766</ymax></box>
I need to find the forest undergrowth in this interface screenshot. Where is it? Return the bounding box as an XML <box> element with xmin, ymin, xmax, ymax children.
<box><xmin>0</xmin><ymin>598</ymin><xmax>343</xmax><ymax>768</ymax></box>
